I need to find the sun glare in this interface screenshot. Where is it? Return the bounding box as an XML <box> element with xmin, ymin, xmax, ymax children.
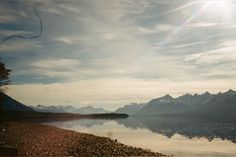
<box><xmin>204</xmin><ymin>1</ymin><xmax>232</xmax><ymax>14</ymax></box>
<box><xmin>202</xmin><ymin>0</ymin><xmax>234</xmax><ymax>23</ymax></box>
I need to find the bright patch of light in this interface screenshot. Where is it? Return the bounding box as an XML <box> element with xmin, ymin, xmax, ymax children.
<box><xmin>206</xmin><ymin>1</ymin><xmax>231</xmax><ymax>12</ymax></box>
<box><xmin>202</xmin><ymin>0</ymin><xmax>234</xmax><ymax>23</ymax></box>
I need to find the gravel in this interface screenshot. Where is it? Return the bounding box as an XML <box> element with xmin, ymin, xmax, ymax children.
<box><xmin>0</xmin><ymin>122</ymin><xmax>169</xmax><ymax>157</ymax></box>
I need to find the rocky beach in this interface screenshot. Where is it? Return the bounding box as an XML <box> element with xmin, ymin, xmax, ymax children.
<box><xmin>0</xmin><ymin>121</ymin><xmax>168</xmax><ymax>157</ymax></box>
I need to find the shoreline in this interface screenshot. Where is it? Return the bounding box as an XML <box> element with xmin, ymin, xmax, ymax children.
<box><xmin>0</xmin><ymin>121</ymin><xmax>169</xmax><ymax>156</ymax></box>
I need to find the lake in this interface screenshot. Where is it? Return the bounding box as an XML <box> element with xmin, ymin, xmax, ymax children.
<box><xmin>44</xmin><ymin>116</ymin><xmax>236</xmax><ymax>157</ymax></box>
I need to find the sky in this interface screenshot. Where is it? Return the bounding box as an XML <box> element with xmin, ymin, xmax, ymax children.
<box><xmin>0</xmin><ymin>0</ymin><xmax>236</xmax><ymax>110</ymax></box>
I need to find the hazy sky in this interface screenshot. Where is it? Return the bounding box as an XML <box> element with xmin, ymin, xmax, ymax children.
<box><xmin>1</xmin><ymin>0</ymin><xmax>236</xmax><ymax>110</ymax></box>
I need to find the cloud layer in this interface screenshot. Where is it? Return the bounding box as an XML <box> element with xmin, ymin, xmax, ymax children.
<box><xmin>1</xmin><ymin>0</ymin><xmax>236</xmax><ymax>109</ymax></box>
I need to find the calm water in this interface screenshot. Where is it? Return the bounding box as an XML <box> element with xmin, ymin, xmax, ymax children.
<box><xmin>44</xmin><ymin>116</ymin><xmax>236</xmax><ymax>157</ymax></box>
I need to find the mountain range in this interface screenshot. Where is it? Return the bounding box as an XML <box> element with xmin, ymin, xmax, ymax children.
<box><xmin>31</xmin><ymin>105</ymin><xmax>110</xmax><ymax>114</ymax></box>
<box><xmin>0</xmin><ymin>93</ymin><xmax>110</xmax><ymax>114</ymax></box>
<box><xmin>1</xmin><ymin>89</ymin><xmax>236</xmax><ymax>119</ymax></box>
<box><xmin>116</xmin><ymin>90</ymin><xmax>236</xmax><ymax>119</ymax></box>
<box><xmin>115</xmin><ymin>103</ymin><xmax>145</xmax><ymax>115</ymax></box>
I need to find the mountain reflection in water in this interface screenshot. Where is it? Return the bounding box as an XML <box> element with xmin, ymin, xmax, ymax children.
<box><xmin>44</xmin><ymin>116</ymin><xmax>236</xmax><ymax>157</ymax></box>
<box><xmin>116</xmin><ymin>116</ymin><xmax>236</xmax><ymax>143</ymax></box>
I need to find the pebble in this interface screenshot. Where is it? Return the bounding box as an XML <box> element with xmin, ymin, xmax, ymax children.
<box><xmin>0</xmin><ymin>122</ymin><xmax>168</xmax><ymax>157</ymax></box>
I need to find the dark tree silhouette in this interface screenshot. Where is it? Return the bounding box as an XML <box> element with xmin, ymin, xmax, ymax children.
<box><xmin>0</xmin><ymin>60</ymin><xmax>11</xmax><ymax>111</ymax></box>
<box><xmin>0</xmin><ymin>60</ymin><xmax>11</xmax><ymax>92</ymax></box>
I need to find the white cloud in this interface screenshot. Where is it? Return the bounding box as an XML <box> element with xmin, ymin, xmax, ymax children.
<box><xmin>58</xmin><ymin>3</ymin><xmax>80</xmax><ymax>14</ymax></box>
<box><xmin>168</xmin><ymin>41</ymin><xmax>205</xmax><ymax>49</ymax></box>
<box><xmin>155</xmin><ymin>24</ymin><xmax>175</xmax><ymax>32</ymax></box>
<box><xmin>185</xmin><ymin>53</ymin><xmax>201</xmax><ymax>62</ymax></box>
<box><xmin>136</xmin><ymin>24</ymin><xmax>175</xmax><ymax>35</ymax></box>
<box><xmin>185</xmin><ymin>22</ymin><xmax>222</xmax><ymax>27</ymax></box>
<box><xmin>121</xmin><ymin>0</ymin><xmax>150</xmax><ymax>14</ymax></box>
<box><xmin>0</xmin><ymin>15</ymin><xmax>17</xmax><ymax>23</ymax></box>
<box><xmin>0</xmin><ymin>30</ymin><xmax>31</xmax><ymax>36</ymax></box>
<box><xmin>185</xmin><ymin>40</ymin><xmax>236</xmax><ymax>65</ymax></box>
<box><xmin>53</xmin><ymin>35</ymin><xmax>95</xmax><ymax>44</ymax></box>
<box><xmin>0</xmin><ymin>41</ymin><xmax>42</xmax><ymax>52</ymax></box>
<box><xmin>32</xmin><ymin>58</ymin><xmax>80</xmax><ymax>69</ymax></box>
<box><xmin>53</xmin><ymin>37</ymin><xmax>79</xmax><ymax>44</ymax></box>
<box><xmin>136</xmin><ymin>27</ymin><xmax>155</xmax><ymax>34</ymax></box>
<box><xmin>40</xmin><ymin>7</ymin><xmax>63</xmax><ymax>15</ymax></box>
<box><xmin>30</xmin><ymin>59</ymin><xmax>81</xmax><ymax>78</ymax></box>
<box><xmin>101</xmin><ymin>33</ymin><xmax>115</xmax><ymax>40</ymax></box>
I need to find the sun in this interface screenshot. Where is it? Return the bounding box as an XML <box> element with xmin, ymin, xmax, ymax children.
<box><xmin>201</xmin><ymin>0</ymin><xmax>234</xmax><ymax>23</ymax></box>
<box><xmin>204</xmin><ymin>0</ymin><xmax>232</xmax><ymax>12</ymax></box>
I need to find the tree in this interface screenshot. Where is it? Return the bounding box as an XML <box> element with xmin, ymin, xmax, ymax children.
<box><xmin>0</xmin><ymin>60</ymin><xmax>11</xmax><ymax>92</ymax></box>
<box><xmin>0</xmin><ymin>59</ymin><xmax>11</xmax><ymax>111</ymax></box>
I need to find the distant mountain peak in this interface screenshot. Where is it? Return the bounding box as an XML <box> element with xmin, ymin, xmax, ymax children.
<box><xmin>162</xmin><ymin>94</ymin><xmax>173</xmax><ymax>99</ymax></box>
<box><xmin>181</xmin><ymin>93</ymin><xmax>192</xmax><ymax>97</ymax></box>
<box><xmin>157</xmin><ymin>94</ymin><xmax>173</xmax><ymax>103</ymax></box>
<box><xmin>115</xmin><ymin>103</ymin><xmax>145</xmax><ymax>115</ymax></box>
<box><xmin>203</xmin><ymin>91</ymin><xmax>211</xmax><ymax>95</ymax></box>
<box><xmin>225</xmin><ymin>89</ymin><xmax>236</xmax><ymax>95</ymax></box>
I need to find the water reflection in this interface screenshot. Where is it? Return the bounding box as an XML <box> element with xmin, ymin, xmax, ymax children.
<box><xmin>44</xmin><ymin>116</ymin><xmax>236</xmax><ymax>157</ymax></box>
<box><xmin>116</xmin><ymin>116</ymin><xmax>236</xmax><ymax>143</ymax></box>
